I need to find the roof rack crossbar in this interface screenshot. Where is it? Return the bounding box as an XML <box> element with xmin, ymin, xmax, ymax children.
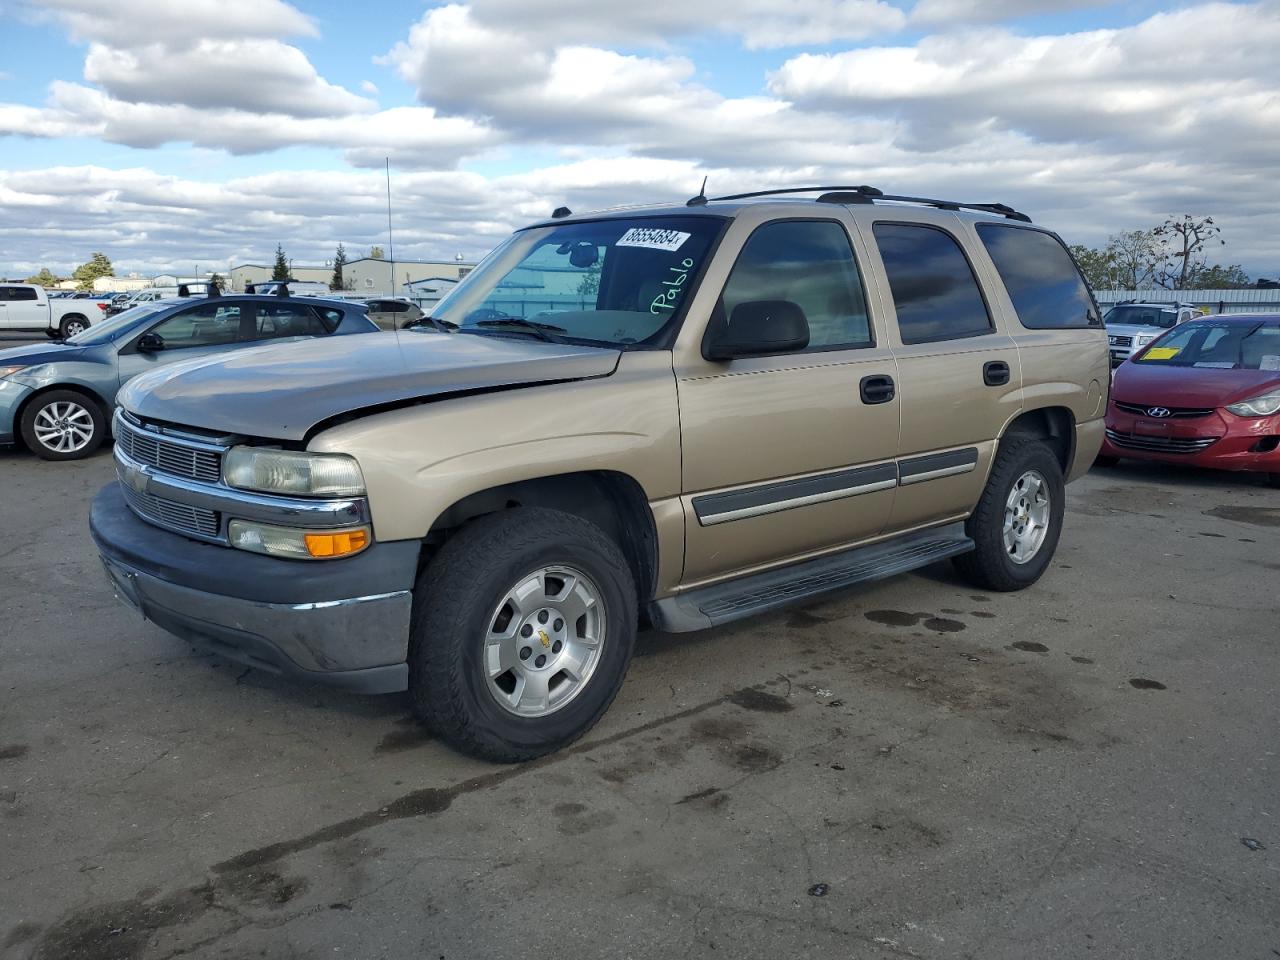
<box><xmin>704</xmin><ymin>185</ymin><xmax>1032</xmax><ymax>223</ymax></box>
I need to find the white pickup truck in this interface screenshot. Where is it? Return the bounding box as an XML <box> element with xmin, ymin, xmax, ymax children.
<box><xmin>0</xmin><ymin>284</ymin><xmax>107</xmax><ymax>338</ymax></box>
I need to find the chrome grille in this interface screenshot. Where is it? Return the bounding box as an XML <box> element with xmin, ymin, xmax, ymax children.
<box><xmin>121</xmin><ymin>483</ymin><xmax>221</xmax><ymax>539</ymax></box>
<box><xmin>115</xmin><ymin>417</ymin><xmax>222</xmax><ymax>483</ymax></box>
<box><xmin>1114</xmin><ymin>401</ymin><xmax>1215</xmax><ymax>419</ymax></box>
<box><xmin>1105</xmin><ymin>429</ymin><xmax>1219</xmax><ymax>454</ymax></box>
<box><xmin>1109</xmin><ymin>335</ymin><xmax>1133</xmax><ymax>348</ymax></box>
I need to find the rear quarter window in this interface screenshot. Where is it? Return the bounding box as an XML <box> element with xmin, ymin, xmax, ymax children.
<box><xmin>977</xmin><ymin>224</ymin><xmax>1097</xmax><ymax>329</ymax></box>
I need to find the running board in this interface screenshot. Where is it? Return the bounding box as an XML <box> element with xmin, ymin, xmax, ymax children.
<box><xmin>648</xmin><ymin>522</ymin><xmax>974</xmax><ymax>633</ymax></box>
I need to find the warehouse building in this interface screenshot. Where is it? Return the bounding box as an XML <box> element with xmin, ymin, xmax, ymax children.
<box><xmin>229</xmin><ymin>258</ymin><xmax>476</xmax><ymax>297</ymax></box>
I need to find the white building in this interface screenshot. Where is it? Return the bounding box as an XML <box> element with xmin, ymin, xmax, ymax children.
<box><xmin>229</xmin><ymin>258</ymin><xmax>476</xmax><ymax>297</ymax></box>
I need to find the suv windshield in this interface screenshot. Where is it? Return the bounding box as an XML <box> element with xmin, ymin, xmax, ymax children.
<box><xmin>426</xmin><ymin>216</ymin><xmax>725</xmax><ymax>347</ymax></box>
<box><xmin>1134</xmin><ymin>320</ymin><xmax>1280</xmax><ymax>369</ymax></box>
<box><xmin>1104</xmin><ymin>305</ymin><xmax>1179</xmax><ymax>329</ymax></box>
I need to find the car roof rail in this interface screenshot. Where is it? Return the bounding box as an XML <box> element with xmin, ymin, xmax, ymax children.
<box><xmin>701</xmin><ymin>185</ymin><xmax>1033</xmax><ymax>222</ymax></box>
<box><xmin>275</xmin><ymin>282</ymin><xmax>290</xmax><ymax>297</ymax></box>
<box><xmin>177</xmin><ymin>284</ymin><xmax>190</xmax><ymax>297</ymax></box>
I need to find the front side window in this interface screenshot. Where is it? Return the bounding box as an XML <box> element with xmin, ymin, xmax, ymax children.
<box><xmin>255</xmin><ymin>303</ymin><xmax>329</xmax><ymax>340</ymax></box>
<box><xmin>977</xmin><ymin>224</ymin><xmax>1097</xmax><ymax>329</ymax></box>
<box><xmin>147</xmin><ymin>303</ymin><xmax>243</xmax><ymax>348</ymax></box>
<box><xmin>873</xmin><ymin>223</ymin><xmax>992</xmax><ymax>344</ymax></box>
<box><xmin>716</xmin><ymin>220</ymin><xmax>872</xmax><ymax>351</ymax></box>
<box><xmin>430</xmin><ymin>216</ymin><xmax>724</xmax><ymax>347</ymax></box>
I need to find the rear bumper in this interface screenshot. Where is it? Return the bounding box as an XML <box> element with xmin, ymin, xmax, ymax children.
<box><xmin>91</xmin><ymin>483</ymin><xmax>418</xmax><ymax>693</ymax></box>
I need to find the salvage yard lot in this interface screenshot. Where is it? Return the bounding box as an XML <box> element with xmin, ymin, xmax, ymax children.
<box><xmin>1</xmin><ymin>444</ymin><xmax>1277</xmax><ymax>959</ymax></box>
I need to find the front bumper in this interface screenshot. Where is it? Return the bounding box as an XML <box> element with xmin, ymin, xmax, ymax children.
<box><xmin>91</xmin><ymin>483</ymin><xmax>419</xmax><ymax>693</ymax></box>
<box><xmin>1101</xmin><ymin>404</ymin><xmax>1280</xmax><ymax>473</ymax></box>
<box><xmin>0</xmin><ymin>379</ymin><xmax>34</xmax><ymax>444</ymax></box>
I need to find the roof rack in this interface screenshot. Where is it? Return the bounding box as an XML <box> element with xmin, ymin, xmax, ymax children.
<box><xmin>696</xmin><ymin>185</ymin><xmax>1032</xmax><ymax>223</ymax></box>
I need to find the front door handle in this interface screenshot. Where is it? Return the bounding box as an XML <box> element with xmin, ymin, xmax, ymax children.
<box><xmin>983</xmin><ymin>361</ymin><xmax>1011</xmax><ymax>387</ymax></box>
<box><xmin>860</xmin><ymin>374</ymin><xmax>896</xmax><ymax>405</ymax></box>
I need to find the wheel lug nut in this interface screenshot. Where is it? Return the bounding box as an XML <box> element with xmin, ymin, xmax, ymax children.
<box><xmin>552</xmin><ymin>640</ymin><xmax>562</xmax><ymax>653</ymax></box>
<box><xmin>538</xmin><ymin>611</ymin><xmax>549</xmax><ymax>624</ymax></box>
<box><xmin>553</xmin><ymin>619</ymin><xmax>563</xmax><ymax>632</ymax></box>
<box><xmin>521</xmin><ymin>624</ymin><xmax>533</xmax><ymax>638</ymax></box>
<box><xmin>535</xmin><ymin>654</ymin><xmax>547</xmax><ymax>668</ymax></box>
<box><xmin>519</xmin><ymin>647</ymin><xmax>532</xmax><ymax>660</ymax></box>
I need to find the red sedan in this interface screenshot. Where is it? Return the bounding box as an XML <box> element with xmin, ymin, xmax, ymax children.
<box><xmin>1100</xmin><ymin>313</ymin><xmax>1280</xmax><ymax>487</ymax></box>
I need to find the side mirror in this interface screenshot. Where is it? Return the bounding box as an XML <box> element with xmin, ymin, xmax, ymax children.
<box><xmin>136</xmin><ymin>332</ymin><xmax>164</xmax><ymax>353</ymax></box>
<box><xmin>704</xmin><ymin>299</ymin><xmax>809</xmax><ymax>361</ymax></box>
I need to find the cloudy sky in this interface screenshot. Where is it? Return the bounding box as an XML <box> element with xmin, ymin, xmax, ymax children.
<box><xmin>2</xmin><ymin>0</ymin><xmax>1278</xmax><ymax>278</ymax></box>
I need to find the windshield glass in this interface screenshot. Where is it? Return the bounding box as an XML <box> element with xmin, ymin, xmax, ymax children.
<box><xmin>1134</xmin><ymin>320</ymin><xmax>1280</xmax><ymax>369</ymax></box>
<box><xmin>67</xmin><ymin>304</ymin><xmax>167</xmax><ymax>345</ymax></box>
<box><xmin>1104</xmin><ymin>305</ymin><xmax>1179</xmax><ymax>329</ymax></box>
<box><xmin>426</xmin><ymin>216</ymin><xmax>725</xmax><ymax>347</ymax></box>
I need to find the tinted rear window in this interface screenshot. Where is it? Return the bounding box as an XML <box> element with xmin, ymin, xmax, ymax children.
<box><xmin>873</xmin><ymin>223</ymin><xmax>992</xmax><ymax>344</ymax></box>
<box><xmin>977</xmin><ymin>224</ymin><xmax>1097</xmax><ymax>329</ymax></box>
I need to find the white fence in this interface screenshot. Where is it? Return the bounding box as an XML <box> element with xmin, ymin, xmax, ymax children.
<box><xmin>1094</xmin><ymin>288</ymin><xmax>1280</xmax><ymax>314</ymax></box>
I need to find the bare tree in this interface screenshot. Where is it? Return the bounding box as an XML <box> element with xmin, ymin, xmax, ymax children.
<box><xmin>1154</xmin><ymin>214</ymin><xmax>1224</xmax><ymax>290</ymax></box>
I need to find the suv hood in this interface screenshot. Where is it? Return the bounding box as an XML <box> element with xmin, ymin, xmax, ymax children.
<box><xmin>118</xmin><ymin>332</ymin><xmax>621</xmax><ymax>441</ymax></box>
<box><xmin>1106</xmin><ymin>323</ymin><xmax>1169</xmax><ymax>337</ymax></box>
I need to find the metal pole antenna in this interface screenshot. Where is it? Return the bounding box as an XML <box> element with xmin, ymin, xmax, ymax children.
<box><xmin>385</xmin><ymin>157</ymin><xmax>395</xmax><ymax>297</ymax></box>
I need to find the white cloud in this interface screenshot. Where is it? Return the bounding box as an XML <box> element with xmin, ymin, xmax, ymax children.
<box><xmin>83</xmin><ymin>40</ymin><xmax>375</xmax><ymax>117</ymax></box>
<box><xmin>910</xmin><ymin>0</ymin><xmax>1111</xmax><ymax>25</ymax></box>
<box><xmin>34</xmin><ymin>0</ymin><xmax>316</xmax><ymax>47</ymax></box>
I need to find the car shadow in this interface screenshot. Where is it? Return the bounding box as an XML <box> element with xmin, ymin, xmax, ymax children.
<box><xmin>1090</xmin><ymin>459</ymin><xmax>1275</xmax><ymax>491</ymax></box>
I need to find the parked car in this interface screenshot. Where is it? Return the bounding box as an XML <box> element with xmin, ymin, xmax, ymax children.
<box><xmin>0</xmin><ymin>283</ymin><xmax>109</xmax><ymax>338</ymax></box>
<box><xmin>1099</xmin><ymin>313</ymin><xmax>1280</xmax><ymax>486</ymax></box>
<box><xmin>249</xmin><ymin>280</ymin><xmax>330</xmax><ymax>297</ymax></box>
<box><xmin>364</xmin><ymin>297</ymin><xmax>425</xmax><ymax>330</ymax></box>
<box><xmin>0</xmin><ymin>291</ymin><xmax>377</xmax><ymax>460</ymax></box>
<box><xmin>1103</xmin><ymin>301</ymin><xmax>1199</xmax><ymax>365</ymax></box>
<box><xmin>90</xmin><ymin>185</ymin><xmax>1108</xmax><ymax>761</ymax></box>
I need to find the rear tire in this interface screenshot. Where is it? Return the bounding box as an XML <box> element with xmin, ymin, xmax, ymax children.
<box><xmin>59</xmin><ymin>315</ymin><xmax>89</xmax><ymax>338</ymax></box>
<box><xmin>953</xmin><ymin>438</ymin><xmax>1066</xmax><ymax>592</ymax></box>
<box><xmin>409</xmin><ymin>507</ymin><xmax>637</xmax><ymax>762</ymax></box>
<box><xmin>19</xmin><ymin>389</ymin><xmax>106</xmax><ymax>461</ymax></box>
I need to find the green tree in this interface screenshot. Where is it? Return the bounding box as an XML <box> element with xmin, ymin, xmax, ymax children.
<box><xmin>331</xmin><ymin>243</ymin><xmax>348</xmax><ymax>291</ymax></box>
<box><xmin>71</xmin><ymin>252</ymin><xmax>113</xmax><ymax>291</ymax></box>
<box><xmin>271</xmin><ymin>244</ymin><xmax>290</xmax><ymax>281</ymax></box>
<box><xmin>209</xmin><ymin>273</ymin><xmax>225</xmax><ymax>293</ymax></box>
<box><xmin>1185</xmin><ymin>263</ymin><xmax>1250</xmax><ymax>289</ymax></box>
<box><xmin>1105</xmin><ymin>229</ymin><xmax>1160</xmax><ymax>290</ymax></box>
<box><xmin>369</xmin><ymin>246</ymin><xmax>384</xmax><ymax>259</ymax></box>
<box><xmin>24</xmin><ymin>267</ymin><xmax>59</xmax><ymax>287</ymax></box>
<box><xmin>1068</xmin><ymin>244</ymin><xmax>1115</xmax><ymax>291</ymax></box>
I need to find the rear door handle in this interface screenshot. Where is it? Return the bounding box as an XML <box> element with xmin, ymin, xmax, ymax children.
<box><xmin>860</xmin><ymin>374</ymin><xmax>896</xmax><ymax>405</ymax></box>
<box><xmin>983</xmin><ymin>361</ymin><xmax>1010</xmax><ymax>387</ymax></box>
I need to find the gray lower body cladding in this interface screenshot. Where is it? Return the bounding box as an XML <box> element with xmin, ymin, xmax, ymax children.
<box><xmin>90</xmin><ymin>483</ymin><xmax>418</xmax><ymax>693</ymax></box>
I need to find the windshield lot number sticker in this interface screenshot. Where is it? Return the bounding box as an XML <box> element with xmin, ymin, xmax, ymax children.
<box><xmin>650</xmin><ymin>258</ymin><xmax>695</xmax><ymax>314</ymax></box>
<box><xmin>618</xmin><ymin>228</ymin><xmax>691</xmax><ymax>252</ymax></box>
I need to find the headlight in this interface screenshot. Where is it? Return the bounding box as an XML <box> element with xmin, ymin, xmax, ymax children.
<box><xmin>223</xmin><ymin>446</ymin><xmax>365</xmax><ymax>498</ymax></box>
<box><xmin>0</xmin><ymin>365</ymin><xmax>28</xmax><ymax>379</ymax></box>
<box><xmin>1136</xmin><ymin>334</ymin><xmax>1157</xmax><ymax>346</ymax></box>
<box><xmin>1226</xmin><ymin>391</ymin><xmax>1280</xmax><ymax>418</ymax></box>
<box><xmin>229</xmin><ymin>520</ymin><xmax>370</xmax><ymax>560</ymax></box>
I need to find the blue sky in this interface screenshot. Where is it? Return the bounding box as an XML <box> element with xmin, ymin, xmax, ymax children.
<box><xmin>2</xmin><ymin>0</ymin><xmax>1277</xmax><ymax>277</ymax></box>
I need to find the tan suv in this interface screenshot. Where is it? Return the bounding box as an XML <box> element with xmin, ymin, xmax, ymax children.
<box><xmin>91</xmin><ymin>186</ymin><xmax>1110</xmax><ymax>761</ymax></box>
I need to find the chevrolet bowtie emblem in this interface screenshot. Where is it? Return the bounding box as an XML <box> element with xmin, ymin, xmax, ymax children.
<box><xmin>538</xmin><ymin>630</ymin><xmax>551</xmax><ymax>648</ymax></box>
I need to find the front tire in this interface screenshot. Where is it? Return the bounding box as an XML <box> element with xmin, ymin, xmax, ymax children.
<box><xmin>409</xmin><ymin>507</ymin><xmax>638</xmax><ymax>762</ymax></box>
<box><xmin>1268</xmin><ymin>473</ymin><xmax>1280</xmax><ymax>489</ymax></box>
<box><xmin>19</xmin><ymin>389</ymin><xmax>106</xmax><ymax>461</ymax></box>
<box><xmin>1094</xmin><ymin>454</ymin><xmax>1120</xmax><ymax>468</ymax></box>
<box><xmin>953</xmin><ymin>438</ymin><xmax>1066</xmax><ymax>592</ymax></box>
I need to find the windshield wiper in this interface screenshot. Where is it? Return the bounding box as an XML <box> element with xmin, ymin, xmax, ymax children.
<box><xmin>470</xmin><ymin>317</ymin><xmax>567</xmax><ymax>342</ymax></box>
<box><xmin>403</xmin><ymin>316</ymin><xmax>457</xmax><ymax>332</ymax></box>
